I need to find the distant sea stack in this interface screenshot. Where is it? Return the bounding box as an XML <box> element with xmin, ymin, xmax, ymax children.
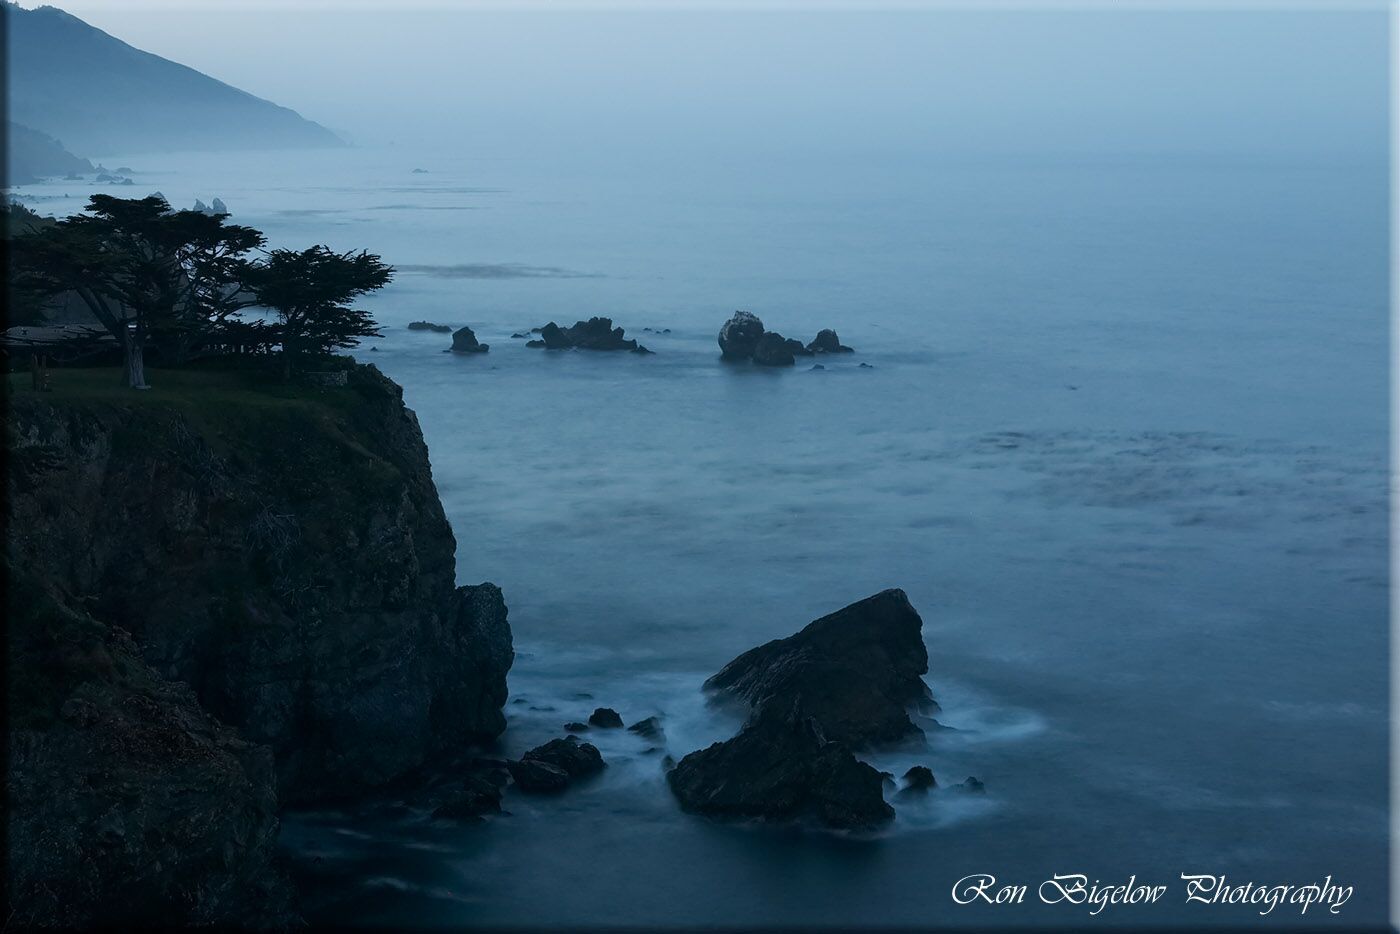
<box><xmin>3</xmin><ymin>2</ymin><xmax>344</xmax><ymax>156</ymax></box>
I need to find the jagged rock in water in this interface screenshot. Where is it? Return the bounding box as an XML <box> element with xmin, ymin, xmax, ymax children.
<box><xmin>408</xmin><ymin>320</ymin><xmax>453</xmax><ymax>333</ymax></box>
<box><xmin>718</xmin><ymin>310</ymin><xmax>765</xmax><ymax>359</ymax></box>
<box><xmin>522</xmin><ymin>736</ymin><xmax>605</xmax><ymax>779</ymax></box>
<box><xmin>210</xmin><ymin>197</ymin><xmax>228</xmax><ymax>215</ymax></box>
<box><xmin>564</xmin><ymin>721</ymin><xmax>590</xmax><ymax>733</ymax></box>
<box><xmin>588</xmin><ymin>707</ymin><xmax>623</xmax><ymax>728</ymax></box>
<box><xmin>450</xmin><ymin>325</ymin><xmax>489</xmax><ymax>353</ymax></box>
<box><xmin>529</xmin><ymin>317</ymin><xmax>639</xmax><ymax>351</ymax></box>
<box><xmin>192</xmin><ymin>197</ymin><xmax>209</xmax><ymax>213</ymax></box>
<box><xmin>631</xmin><ymin>344</ymin><xmax>655</xmax><ymax>355</ymax></box>
<box><xmin>627</xmin><ymin>716</ymin><xmax>664</xmax><ymax>740</ymax></box>
<box><xmin>667</xmin><ymin>703</ymin><xmax>893</xmax><ymax>830</ymax></box>
<box><xmin>785</xmin><ymin>337</ymin><xmax>815</xmax><ymax>357</ymax></box>
<box><xmin>900</xmin><ymin>765</ymin><xmax>936</xmax><ymax>793</ymax></box>
<box><xmin>808</xmin><ymin>329</ymin><xmax>854</xmax><ymax>354</ymax></box>
<box><xmin>507</xmin><ymin>759</ymin><xmax>570</xmax><ymax>793</ymax></box>
<box><xmin>705</xmin><ymin>588</ymin><xmax>933</xmax><ymax>748</ymax></box>
<box><xmin>957</xmin><ymin>776</ymin><xmax>986</xmax><ymax>795</ymax></box>
<box><xmin>751</xmin><ymin>331</ymin><xmax>796</xmax><ymax>367</ymax></box>
<box><xmin>510</xmin><ymin>332</ymin><xmax>529</xmax><ymax>339</ymax></box>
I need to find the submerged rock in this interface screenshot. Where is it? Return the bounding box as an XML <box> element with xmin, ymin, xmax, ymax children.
<box><xmin>705</xmin><ymin>588</ymin><xmax>932</xmax><ymax>748</ymax></box>
<box><xmin>718</xmin><ymin>311</ymin><xmax>765</xmax><ymax>359</ymax></box>
<box><xmin>785</xmin><ymin>337</ymin><xmax>815</xmax><ymax>357</ymax></box>
<box><xmin>564</xmin><ymin>721</ymin><xmax>590</xmax><ymax>733</ymax></box>
<box><xmin>808</xmin><ymin>329</ymin><xmax>854</xmax><ymax>354</ymax></box>
<box><xmin>431</xmin><ymin>773</ymin><xmax>503</xmax><ymax>819</ymax></box>
<box><xmin>667</xmin><ymin>703</ymin><xmax>892</xmax><ymax>830</ymax></box>
<box><xmin>751</xmin><ymin>331</ymin><xmax>796</xmax><ymax>367</ymax></box>
<box><xmin>957</xmin><ymin>776</ymin><xmax>986</xmax><ymax>795</ymax></box>
<box><xmin>588</xmin><ymin>707</ymin><xmax>623</xmax><ymax>729</ymax></box>
<box><xmin>627</xmin><ymin>716</ymin><xmax>664</xmax><ymax>740</ymax></box>
<box><xmin>408</xmin><ymin>321</ymin><xmax>453</xmax><ymax>333</ymax></box>
<box><xmin>507</xmin><ymin>759</ymin><xmax>570</xmax><ymax>793</ymax></box>
<box><xmin>529</xmin><ymin>317</ymin><xmax>639</xmax><ymax>351</ymax></box>
<box><xmin>522</xmin><ymin>736</ymin><xmax>605</xmax><ymax>778</ymax></box>
<box><xmin>450</xmin><ymin>325</ymin><xmax>489</xmax><ymax>353</ymax></box>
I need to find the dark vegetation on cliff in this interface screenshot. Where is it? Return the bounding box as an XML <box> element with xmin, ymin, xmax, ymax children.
<box><xmin>7</xmin><ymin>194</ymin><xmax>393</xmax><ymax>389</ymax></box>
<box><xmin>5</xmin><ymin>362</ymin><xmax>514</xmax><ymax>925</ymax></box>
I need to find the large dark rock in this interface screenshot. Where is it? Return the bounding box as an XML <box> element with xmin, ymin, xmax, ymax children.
<box><xmin>751</xmin><ymin>331</ymin><xmax>796</xmax><ymax>367</ymax></box>
<box><xmin>718</xmin><ymin>311</ymin><xmax>765</xmax><ymax>359</ymax></box>
<box><xmin>530</xmin><ymin>317</ymin><xmax>639</xmax><ymax>351</ymax></box>
<box><xmin>450</xmin><ymin>325</ymin><xmax>489</xmax><ymax>353</ymax></box>
<box><xmin>808</xmin><ymin>329</ymin><xmax>854</xmax><ymax>354</ymax></box>
<box><xmin>705</xmin><ymin>588</ymin><xmax>932</xmax><ymax>748</ymax></box>
<box><xmin>522</xmin><ymin>736</ymin><xmax>605</xmax><ymax>778</ymax></box>
<box><xmin>667</xmin><ymin>703</ymin><xmax>893</xmax><ymax>830</ymax></box>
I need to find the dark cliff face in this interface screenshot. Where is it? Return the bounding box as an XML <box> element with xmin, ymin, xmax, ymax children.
<box><xmin>5</xmin><ymin>363</ymin><xmax>513</xmax><ymax>924</ymax></box>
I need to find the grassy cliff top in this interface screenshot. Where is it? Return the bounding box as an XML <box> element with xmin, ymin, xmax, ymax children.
<box><xmin>6</xmin><ymin>366</ymin><xmax>359</xmax><ymax>413</ymax></box>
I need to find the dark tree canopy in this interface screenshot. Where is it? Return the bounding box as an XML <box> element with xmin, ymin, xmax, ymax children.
<box><xmin>6</xmin><ymin>193</ymin><xmax>266</xmax><ymax>387</ymax></box>
<box><xmin>246</xmin><ymin>245</ymin><xmax>392</xmax><ymax>376</ymax></box>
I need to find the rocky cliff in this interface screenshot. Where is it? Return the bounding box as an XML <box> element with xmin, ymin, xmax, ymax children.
<box><xmin>4</xmin><ymin>363</ymin><xmax>513</xmax><ymax>925</ymax></box>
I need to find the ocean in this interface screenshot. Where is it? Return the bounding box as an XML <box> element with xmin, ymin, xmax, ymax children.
<box><xmin>13</xmin><ymin>141</ymin><xmax>1388</xmax><ymax>927</ymax></box>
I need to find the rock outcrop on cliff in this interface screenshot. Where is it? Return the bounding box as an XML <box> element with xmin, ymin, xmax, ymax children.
<box><xmin>5</xmin><ymin>362</ymin><xmax>514</xmax><ymax>924</ymax></box>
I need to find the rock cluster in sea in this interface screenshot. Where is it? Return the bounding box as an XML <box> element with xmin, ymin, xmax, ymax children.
<box><xmin>525</xmin><ymin>317</ymin><xmax>651</xmax><ymax>353</ymax></box>
<box><xmin>667</xmin><ymin>589</ymin><xmax>961</xmax><ymax>830</ymax></box>
<box><xmin>717</xmin><ymin>311</ymin><xmax>855</xmax><ymax>366</ymax></box>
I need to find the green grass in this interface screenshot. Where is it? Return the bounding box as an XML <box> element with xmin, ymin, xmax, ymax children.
<box><xmin>6</xmin><ymin>366</ymin><xmax>358</xmax><ymax>414</ymax></box>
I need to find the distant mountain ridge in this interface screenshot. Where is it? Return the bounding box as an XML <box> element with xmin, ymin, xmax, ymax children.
<box><xmin>5</xmin><ymin>3</ymin><xmax>344</xmax><ymax>157</ymax></box>
<box><xmin>6</xmin><ymin>123</ymin><xmax>93</xmax><ymax>184</ymax></box>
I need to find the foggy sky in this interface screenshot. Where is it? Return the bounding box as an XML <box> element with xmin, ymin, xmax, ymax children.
<box><xmin>19</xmin><ymin>2</ymin><xmax>1389</xmax><ymax>158</ymax></box>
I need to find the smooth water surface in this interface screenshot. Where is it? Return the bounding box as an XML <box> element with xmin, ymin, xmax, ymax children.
<box><xmin>14</xmin><ymin>140</ymin><xmax>1388</xmax><ymax>927</ymax></box>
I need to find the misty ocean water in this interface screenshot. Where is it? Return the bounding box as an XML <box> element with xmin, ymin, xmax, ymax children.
<box><xmin>16</xmin><ymin>142</ymin><xmax>1387</xmax><ymax>927</ymax></box>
